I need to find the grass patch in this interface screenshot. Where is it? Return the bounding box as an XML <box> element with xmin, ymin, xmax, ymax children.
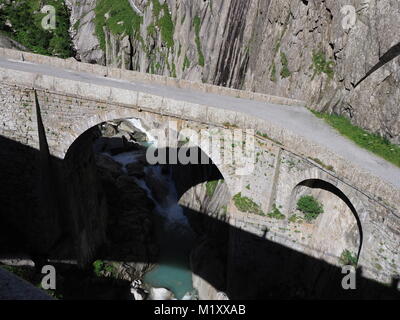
<box><xmin>280</xmin><ymin>52</ymin><xmax>291</xmax><ymax>78</ymax></box>
<box><xmin>183</xmin><ymin>55</ymin><xmax>190</xmax><ymax>71</ymax></box>
<box><xmin>256</xmin><ymin>131</ymin><xmax>283</xmax><ymax>146</ymax></box>
<box><xmin>223</xmin><ymin>122</ymin><xmax>239</xmax><ymax>128</ymax></box>
<box><xmin>339</xmin><ymin>249</ymin><xmax>358</xmax><ymax>267</ymax></box>
<box><xmin>268</xmin><ymin>204</ymin><xmax>285</xmax><ymax>220</ymax></box>
<box><xmin>151</xmin><ymin>0</ymin><xmax>174</xmax><ymax>49</ymax></box>
<box><xmin>288</xmin><ymin>214</ymin><xmax>303</xmax><ymax>224</ymax></box>
<box><xmin>256</xmin><ymin>131</ymin><xmax>269</xmax><ymax>139</ymax></box>
<box><xmin>193</xmin><ymin>16</ymin><xmax>205</xmax><ymax>67</ymax></box>
<box><xmin>311</xmin><ymin>110</ymin><xmax>400</xmax><ymax>167</ymax></box>
<box><xmin>206</xmin><ymin>180</ymin><xmax>219</xmax><ymax>197</ymax></box>
<box><xmin>233</xmin><ymin>193</ymin><xmax>264</xmax><ymax>216</ymax></box>
<box><xmin>297</xmin><ymin>195</ymin><xmax>324</xmax><ymax>222</ymax></box>
<box><xmin>95</xmin><ymin>0</ymin><xmax>143</xmax><ymax>51</ymax></box>
<box><xmin>270</xmin><ymin>63</ymin><xmax>277</xmax><ymax>82</ymax></box>
<box><xmin>311</xmin><ymin>50</ymin><xmax>334</xmax><ymax>79</ymax></box>
<box><xmin>310</xmin><ymin>157</ymin><xmax>334</xmax><ymax>171</ymax></box>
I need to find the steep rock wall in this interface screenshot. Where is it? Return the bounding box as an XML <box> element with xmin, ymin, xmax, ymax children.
<box><xmin>70</xmin><ymin>0</ymin><xmax>400</xmax><ymax>144</ymax></box>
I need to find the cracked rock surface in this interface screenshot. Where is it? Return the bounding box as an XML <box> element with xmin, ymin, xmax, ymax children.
<box><xmin>67</xmin><ymin>0</ymin><xmax>399</xmax><ymax>144</ymax></box>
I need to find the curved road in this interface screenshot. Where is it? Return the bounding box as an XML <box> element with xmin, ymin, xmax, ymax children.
<box><xmin>0</xmin><ymin>57</ymin><xmax>399</xmax><ymax>189</ymax></box>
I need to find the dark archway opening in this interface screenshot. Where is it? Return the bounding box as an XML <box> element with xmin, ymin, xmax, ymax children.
<box><xmin>54</xmin><ymin>118</ymin><xmax>231</xmax><ymax>300</ymax></box>
<box><xmin>295</xmin><ymin>179</ymin><xmax>363</xmax><ymax>260</ymax></box>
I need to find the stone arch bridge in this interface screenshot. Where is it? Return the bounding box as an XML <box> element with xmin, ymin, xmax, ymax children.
<box><xmin>0</xmin><ymin>48</ymin><xmax>399</xmax><ymax>298</ymax></box>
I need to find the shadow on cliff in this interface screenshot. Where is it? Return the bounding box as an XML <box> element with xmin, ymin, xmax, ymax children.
<box><xmin>355</xmin><ymin>42</ymin><xmax>400</xmax><ymax>88</ymax></box>
<box><xmin>0</xmin><ymin>134</ymin><xmax>399</xmax><ymax>300</ymax></box>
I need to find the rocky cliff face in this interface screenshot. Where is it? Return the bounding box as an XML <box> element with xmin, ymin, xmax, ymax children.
<box><xmin>68</xmin><ymin>0</ymin><xmax>399</xmax><ymax>144</ymax></box>
<box><xmin>66</xmin><ymin>0</ymin><xmax>105</xmax><ymax>64</ymax></box>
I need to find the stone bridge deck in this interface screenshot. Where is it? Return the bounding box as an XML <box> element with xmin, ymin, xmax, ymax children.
<box><xmin>0</xmin><ymin>48</ymin><xmax>399</xmax><ymax>293</ymax></box>
<box><xmin>0</xmin><ymin>48</ymin><xmax>399</xmax><ymax>213</ymax></box>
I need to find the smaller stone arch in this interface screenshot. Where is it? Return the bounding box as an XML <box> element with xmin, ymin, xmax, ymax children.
<box><xmin>291</xmin><ymin>179</ymin><xmax>364</xmax><ymax>259</ymax></box>
<box><xmin>284</xmin><ymin>168</ymin><xmax>367</xmax><ymax>268</ymax></box>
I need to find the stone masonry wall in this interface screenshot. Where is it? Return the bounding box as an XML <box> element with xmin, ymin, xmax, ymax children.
<box><xmin>0</xmin><ymin>65</ymin><xmax>399</xmax><ymax>289</ymax></box>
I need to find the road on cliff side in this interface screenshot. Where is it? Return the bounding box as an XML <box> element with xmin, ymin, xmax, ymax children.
<box><xmin>0</xmin><ymin>57</ymin><xmax>399</xmax><ymax>189</ymax></box>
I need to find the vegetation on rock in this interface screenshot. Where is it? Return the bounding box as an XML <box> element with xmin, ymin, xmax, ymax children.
<box><xmin>0</xmin><ymin>0</ymin><xmax>73</xmax><ymax>57</ymax></box>
<box><xmin>311</xmin><ymin>50</ymin><xmax>334</xmax><ymax>79</ymax></box>
<box><xmin>280</xmin><ymin>52</ymin><xmax>291</xmax><ymax>78</ymax></box>
<box><xmin>94</xmin><ymin>0</ymin><xmax>143</xmax><ymax>51</ymax></box>
<box><xmin>93</xmin><ymin>260</ymin><xmax>117</xmax><ymax>278</ymax></box>
<box><xmin>270</xmin><ymin>63</ymin><xmax>277</xmax><ymax>82</ymax></box>
<box><xmin>206</xmin><ymin>180</ymin><xmax>219</xmax><ymax>197</ymax></box>
<box><xmin>151</xmin><ymin>0</ymin><xmax>175</xmax><ymax>49</ymax></box>
<box><xmin>288</xmin><ymin>214</ymin><xmax>303</xmax><ymax>224</ymax></box>
<box><xmin>297</xmin><ymin>195</ymin><xmax>324</xmax><ymax>222</ymax></box>
<box><xmin>233</xmin><ymin>193</ymin><xmax>264</xmax><ymax>216</ymax></box>
<box><xmin>183</xmin><ymin>55</ymin><xmax>190</xmax><ymax>71</ymax></box>
<box><xmin>193</xmin><ymin>15</ymin><xmax>205</xmax><ymax>67</ymax></box>
<box><xmin>339</xmin><ymin>249</ymin><xmax>358</xmax><ymax>267</ymax></box>
<box><xmin>267</xmin><ymin>204</ymin><xmax>285</xmax><ymax>220</ymax></box>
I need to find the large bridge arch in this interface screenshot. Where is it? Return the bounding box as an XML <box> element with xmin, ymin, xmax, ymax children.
<box><xmin>60</xmin><ymin>108</ymin><xmax>239</xmax><ymax>226</ymax></box>
<box><xmin>58</xmin><ymin>107</ymin><xmax>151</xmax><ymax>160</ymax></box>
<box><xmin>60</xmin><ymin>108</ymin><xmax>234</xmax><ymax>190</ymax></box>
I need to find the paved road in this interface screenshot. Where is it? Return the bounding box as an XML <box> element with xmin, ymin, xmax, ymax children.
<box><xmin>0</xmin><ymin>57</ymin><xmax>399</xmax><ymax>188</ymax></box>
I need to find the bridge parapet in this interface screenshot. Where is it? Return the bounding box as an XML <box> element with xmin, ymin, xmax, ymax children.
<box><xmin>0</xmin><ymin>48</ymin><xmax>306</xmax><ymax>107</ymax></box>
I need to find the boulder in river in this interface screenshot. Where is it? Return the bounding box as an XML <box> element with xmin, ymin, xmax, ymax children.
<box><xmin>148</xmin><ymin>287</ymin><xmax>176</xmax><ymax>300</ymax></box>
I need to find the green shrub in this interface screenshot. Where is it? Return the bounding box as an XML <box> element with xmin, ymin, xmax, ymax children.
<box><xmin>93</xmin><ymin>260</ymin><xmax>105</xmax><ymax>276</ymax></box>
<box><xmin>152</xmin><ymin>0</ymin><xmax>174</xmax><ymax>49</ymax></box>
<box><xmin>339</xmin><ymin>249</ymin><xmax>358</xmax><ymax>267</ymax></box>
<box><xmin>0</xmin><ymin>0</ymin><xmax>73</xmax><ymax>58</ymax></box>
<box><xmin>93</xmin><ymin>260</ymin><xmax>117</xmax><ymax>277</ymax></box>
<box><xmin>312</xmin><ymin>50</ymin><xmax>334</xmax><ymax>79</ymax></box>
<box><xmin>268</xmin><ymin>204</ymin><xmax>285</xmax><ymax>220</ymax></box>
<box><xmin>233</xmin><ymin>193</ymin><xmax>264</xmax><ymax>216</ymax></box>
<box><xmin>280</xmin><ymin>52</ymin><xmax>291</xmax><ymax>78</ymax></box>
<box><xmin>193</xmin><ymin>16</ymin><xmax>205</xmax><ymax>67</ymax></box>
<box><xmin>206</xmin><ymin>180</ymin><xmax>219</xmax><ymax>197</ymax></box>
<box><xmin>310</xmin><ymin>157</ymin><xmax>334</xmax><ymax>171</ymax></box>
<box><xmin>270</xmin><ymin>63</ymin><xmax>277</xmax><ymax>82</ymax></box>
<box><xmin>297</xmin><ymin>195</ymin><xmax>324</xmax><ymax>222</ymax></box>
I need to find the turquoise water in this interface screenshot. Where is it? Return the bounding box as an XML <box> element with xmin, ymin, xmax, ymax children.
<box><xmin>143</xmin><ymin>219</ymin><xmax>196</xmax><ymax>300</ymax></box>
<box><xmin>142</xmin><ymin>214</ymin><xmax>196</xmax><ymax>300</ymax></box>
<box><xmin>143</xmin><ymin>263</ymin><xmax>194</xmax><ymax>299</ymax></box>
